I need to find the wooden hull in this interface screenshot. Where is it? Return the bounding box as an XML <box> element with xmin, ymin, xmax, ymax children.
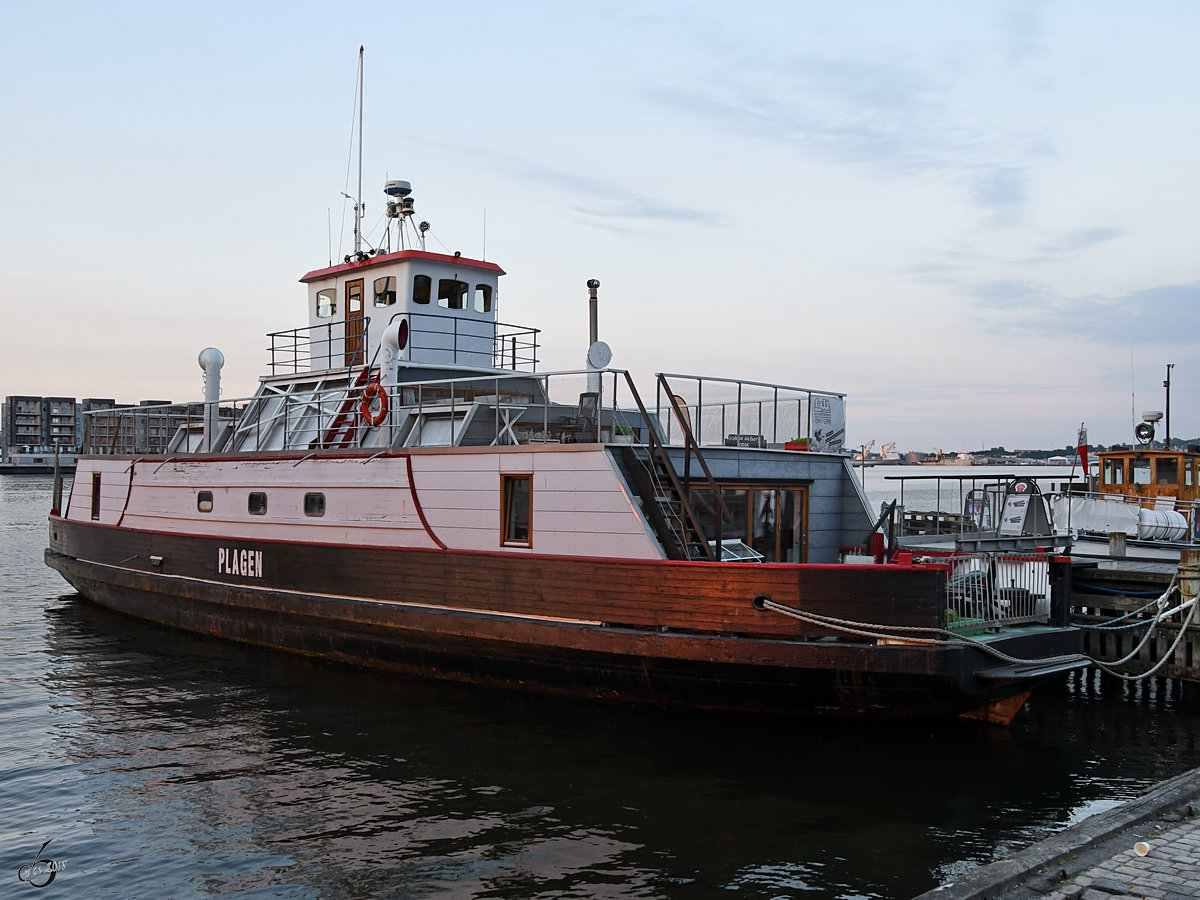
<box><xmin>46</xmin><ymin>517</ymin><xmax>1082</xmax><ymax>721</ymax></box>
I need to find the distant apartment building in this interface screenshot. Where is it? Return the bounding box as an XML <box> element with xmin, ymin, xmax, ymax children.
<box><xmin>1</xmin><ymin>395</ymin><xmax>187</xmax><ymax>469</ymax></box>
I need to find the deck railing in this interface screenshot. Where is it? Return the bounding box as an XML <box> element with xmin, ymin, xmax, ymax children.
<box><xmin>943</xmin><ymin>553</ymin><xmax>1053</xmax><ymax>631</ymax></box>
<box><xmin>653</xmin><ymin>373</ymin><xmax>846</xmax><ymax>450</ymax></box>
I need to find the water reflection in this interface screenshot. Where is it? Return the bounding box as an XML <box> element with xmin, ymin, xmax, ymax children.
<box><xmin>30</xmin><ymin>595</ymin><xmax>1200</xmax><ymax>898</ymax></box>
<box><xmin>8</xmin><ymin>471</ymin><xmax>1200</xmax><ymax>898</ymax></box>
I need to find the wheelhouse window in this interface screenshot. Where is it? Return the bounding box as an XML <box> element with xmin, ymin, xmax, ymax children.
<box><xmin>248</xmin><ymin>492</ymin><xmax>268</xmax><ymax>515</ymax></box>
<box><xmin>412</xmin><ymin>274</ymin><xmax>431</xmax><ymax>304</ymax></box>
<box><xmin>1132</xmin><ymin>458</ymin><xmax>1151</xmax><ymax>486</ymax></box>
<box><xmin>1105</xmin><ymin>458</ymin><xmax>1124</xmax><ymax>485</ymax></box>
<box><xmin>501</xmin><ymin>474</ymin><xmax>532</xmax><ymax>546</ymax></box>
<box><xmin>1187</xmin><ymin>460</ymin><xmax>1195</xmax><ymax>488</ymax></box>
<box><xmin>474</xmin><ymin>284</ymin><xmax>493</xmax><ymax>313</ymax></box>
<box><xmin>304</xmin><ymin>492</ymin><xmax>326</xmax><ymax>517</ymax></box>
<box><xmin>1157</xmin><ymin>458</ymin><xmax>1179</xmax><ymax>486</ymax></box>
<box><xmin>373</xmin><ymin>276</ymin><xmax>397</xmax><ymax>307</ymax></box>
<box><xmin>437</xmin><ymin>278</ymin><xmax>468</xmax><ymax>310</ymax></box>
<box><xmin>316</xmin><ymin>288</ymin><xmax>336</xmax><ymax>318</ymax></box>
<box><xmin>197</xmin><ymin>491</ymin><xmax>214</xmax><ymax>513</ymax></box>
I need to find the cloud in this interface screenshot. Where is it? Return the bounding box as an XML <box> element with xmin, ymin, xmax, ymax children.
<box><xmin>647</xmin><ymin>53</ymin><xmax>1050</xmax><ymax>223</ymax></box>
<box><xmin>967</xmin><ymin>281</ymin><xmax>1200</xmax><ymax>344</ymax></box>
<box><xmin>1033</xmin><ymin>227</ymin><xmax>1124</xmax><ymax>258</ymax></box>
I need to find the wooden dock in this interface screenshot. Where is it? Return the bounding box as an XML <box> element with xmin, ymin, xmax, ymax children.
<box><xmin>1070</xmin><ymin>556</ymin><xmax>1200</xmax><ymax>683</ymax></box>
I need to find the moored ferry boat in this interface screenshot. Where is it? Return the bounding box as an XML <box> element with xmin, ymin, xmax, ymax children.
<box><xmin>45</xmin><ymin>176</ymin><xmax>1087</xmax><ymax>723</ymax></box>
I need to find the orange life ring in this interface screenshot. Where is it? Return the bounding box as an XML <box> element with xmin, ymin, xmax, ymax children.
<box><xmin>360</xmin><ymin>382</ymin><xmax>388</xmax><ymax>426</ymax></box>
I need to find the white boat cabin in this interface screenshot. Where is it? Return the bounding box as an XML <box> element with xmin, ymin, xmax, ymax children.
<box><xmin>299</xmin><ymin>249</ymin><xmax>508</xmax><ymax>374</ymax></box>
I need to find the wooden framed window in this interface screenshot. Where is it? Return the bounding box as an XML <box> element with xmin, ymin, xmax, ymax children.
<box><xmin>501</xmin><ymin>474</ymin><xmax>532</xmax><ymax>546</ymax></box>
<box><xmin>248</xmin><ymin>492</ymin><xmax>268</xmax><ymax>515</ymax></box>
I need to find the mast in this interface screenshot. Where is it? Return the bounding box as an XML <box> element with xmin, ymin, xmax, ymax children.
<box><xmin>354</xmin><ymin>45</ymin><xmax>364</xmax><ymax>256</ymax></box>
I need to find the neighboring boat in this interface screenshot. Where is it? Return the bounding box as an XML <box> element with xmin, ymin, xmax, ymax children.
<box><xmin>43</xmin><ymin>172</ymin><xmax>1088</xmax><ymax>723</ymax></box>
<box><xmin>1052</xmin><ymin>433</ymin><xmax>1200</xmax><ymax>560</ymax></box>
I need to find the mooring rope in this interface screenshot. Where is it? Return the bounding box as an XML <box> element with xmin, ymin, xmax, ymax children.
<box><xmin>756</xmin><ymin>571</ymin><xmax>1198</xmax><ymax>676</ymax></box>
<box><xmin>755</xmin><ymin>597</ymin><xmax>1090</xmax><ymax>668</ymax></box>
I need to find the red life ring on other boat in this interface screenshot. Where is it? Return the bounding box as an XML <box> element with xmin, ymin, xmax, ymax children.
<box><xmin>360</xmin><ymin>382</ymin><xmax>388</xmax><ymax>426</ymax></box>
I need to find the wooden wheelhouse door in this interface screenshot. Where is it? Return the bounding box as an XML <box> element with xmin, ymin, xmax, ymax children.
<box><xmin>345</xmin><ymin>279</ymin><xmax>365</xmax><ymax>367</ymax></box>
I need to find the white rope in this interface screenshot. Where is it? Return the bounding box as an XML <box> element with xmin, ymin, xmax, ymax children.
<box><xmin>758</xmin><ymin>580</ymin><xmax>1199</xmax><ymax>675</ymax></box>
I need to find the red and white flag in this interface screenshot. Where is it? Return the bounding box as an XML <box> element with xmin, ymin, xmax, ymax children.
<box><xmin>1076</xmin><ymin>423</ymin><xmax>1089</xmax><ymax>472</ymax></box>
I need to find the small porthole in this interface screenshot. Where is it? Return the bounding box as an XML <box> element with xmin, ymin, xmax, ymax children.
<box><xmin>197</xmin><ymin>490</ymin><xmax>214</xmax><ymax>513</ymax></box>
<box><xmin>304</xmin><ymin>492</ymin><xmax>326</xmax><ymax>517</ymax></box>
<box><xmin>248</xmin><ymin>492</ymin><xmax>267</xmax><ymax>515</ymax></box>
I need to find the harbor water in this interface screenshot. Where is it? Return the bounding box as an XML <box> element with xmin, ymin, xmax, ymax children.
<box><xmin>5</xmin><ymin>471</ymin><xmax>1200</xmax><ymax>899</ymax></box>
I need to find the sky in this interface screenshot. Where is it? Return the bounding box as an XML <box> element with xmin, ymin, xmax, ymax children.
<box><xmin>3</xmin><ymin>1</ymin><xmax>1198</xmax><ymax>453</ymax></box>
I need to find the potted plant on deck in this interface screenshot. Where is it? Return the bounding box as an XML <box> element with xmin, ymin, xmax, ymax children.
<box><xmin>784</xmin><ymin>437</ymin><xmax>809</xmax><ymax>451</ymax></box>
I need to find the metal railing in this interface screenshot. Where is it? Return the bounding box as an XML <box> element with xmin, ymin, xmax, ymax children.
<box><xmin>266</xmin><ymin>313</ymin><xmax>539</xmax><ymax>376</ymax></box>
<box><xmin>76</xmin><ymin>368</ymin><xmax>851</xmax><ymax>457</ymax></box>
<box><xmin>652</xmin><ymin>373</ymin><xmax>846</xmax><ymax>450</ymax></box>
<box><xmin>943</xmin><ymin>553</ymin><xmax>1053</xmax><ymax>630</ymax></box>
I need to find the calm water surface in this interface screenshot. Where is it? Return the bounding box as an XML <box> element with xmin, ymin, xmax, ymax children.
<box><xmin>4</xmin><ymin>472</ymin><xmax>1200</xmax><ymax>898</ymax></box>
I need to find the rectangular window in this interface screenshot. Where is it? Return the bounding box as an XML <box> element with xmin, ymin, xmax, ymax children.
<box><xmin>1105</xmin><ymin>458</ymin><xmax>1124</xmax><ymax>485</ymax></box>
<box><xmin>1187</xmin><ymin>460</ymin><xmax>1195</xmax><ymax>488</ymax></box>
<box><xmin>1132</xmin><ymin>458</ymin><xmax>1151</xmax><ymax>485</ymax></box>
<box><xmin>248</xmin><ymin>492</ymin><xmax>268</xmax><ymax>515</ymax></box>
<box><xmin>437</xmin><ymin>278</ymin><xmax>468</xmax><ymax>310</ymax></box>
<box><xmin>501</xmin><ymin>474</ymin><xmax>532</xmax><ymax>546</ymax></box>
<box><xmin>304</xmin><ymin>492</ymin><xmax>326</xmax><ymax>517</ymax></box>
<box><xmin>474</xmin><ymin>284</ymin><xmax>493</xmax><ymax>313</ymax></box>
<box><xmin>316</xmin><ymin>288</ymin><xmax>336</xmax><ymax>318</ymax></box>
<box><xmin>413</xmin><ymin>274</ymin><xmax>431</xmax><ymax>304</ymax></box>
<box><xmin>373</xmin><ymin>276</ymin><xmax>397</xmax><ymax>307</ymax></box>
<box><xmin>1157</xmin><ymin>458</ymin><xmax>1179</xmax><ymax>485</ymax></box>
<box><xmin>91</xmin><ymin>472</ymin><xmax>101</xmax><ymax>520</ymax></box>
<box><xmin>197</xmin><ymin>490</ymin><xmax>214</xmax><ymax>513</ymax></box>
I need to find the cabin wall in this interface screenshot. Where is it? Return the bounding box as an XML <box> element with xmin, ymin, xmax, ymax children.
<box><xmin>66</xmin><ymin>448</ymin><xmax>661</xmax><ymax>561</ymax></box>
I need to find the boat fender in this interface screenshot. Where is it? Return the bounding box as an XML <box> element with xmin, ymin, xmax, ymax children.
<box><xmin>360</xmin><ymin>381</ymin><xmax>389</xmax><ymax>427</ymax></box>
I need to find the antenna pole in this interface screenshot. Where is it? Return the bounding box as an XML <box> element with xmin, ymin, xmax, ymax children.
<box><xmin>1164</xmin><ymin>363</ymin><xmax>1174</xmax><ymax>448</ymax></box>
<box><xmin>354</xmin><ymin>45</ymin><xmax>364</xmax><ymax>255</ymax></box>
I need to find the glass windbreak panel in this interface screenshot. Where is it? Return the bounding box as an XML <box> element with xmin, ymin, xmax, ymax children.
<box><xmin>751</xmin><ymin>489</ymin><xmax>779</xmax><ymax>561</ymax></box>
<box><xmin>1105</xmin><ymin>458</ymin><xmax>1124</xmax><ymax>485</ymax></box>
<box><xmin>404</xmin><ymin>413</ymin><xmax>468</xmax><ymax>447</ymax></box>
<box><xmin>316</xmin><ymin>288</ymin><xmax>336</xmax><ymax>318</ymax></box>
<box><xmin>437</xmin><ymin>279</ymin><xmax>468</xmax><ymax>309</ymax></box>
<box><xmin>783</xmin><ymin>490</ymin><xmax>801</xmax><ymax>562</ymax></box>
<box><xmin>248</xmin><ymin>492</ymin><xmax>268</xmax><ymax>515</ymax></box>
<box><xmin>373</xmin><ymin>276</ymin><xmax>396</xmax><ymax>307</ymax></box>
<box><xmin>474</xmin><ymin>284</ymin><xmax>493</xmax><ymax>313</ymax></box>
<box><xmin>413</xmin><ymin>274</ymin><xmax>431</xmax><ymax>304</ymax></box>
<box><xmin>690</xmin><ymin>488</ymin><xmax>749</xmax><ymax>550</ymax></box>
<box><xmin>501</xmin><ymin>475</ymin><xmax>532</xmax><ymax>545</ymax></box>
<box><xmin>1131</xmin><ymin>458</ymin><xmax>1151</xmax><ymax>485</ymax></box>
<box><xmin>1156</xmin><ymin>458</ymin><xmax>1179</xmax><ymax>486</ymax></box>
<box><xmin>304</xmin><ymin>492</ymin><xmax>326</xmax><ymax>516</ymax></box>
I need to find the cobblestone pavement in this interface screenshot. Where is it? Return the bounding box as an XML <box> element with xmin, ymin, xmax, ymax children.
<box><xmin>914</xmin><ymin>768</ymin><xmax>1200</xmax><ymax>900</ymax></box>
<box><xmin>1036</xmin><ymin>819</ymin><xmax>1200</xmax><ymax>899</ymax></box>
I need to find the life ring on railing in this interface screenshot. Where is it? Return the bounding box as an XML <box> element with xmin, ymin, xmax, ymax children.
<box><xmin>360</xmin><ymin>382</ymin><xmax>388</xmax><ymax>427</ymax></box>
